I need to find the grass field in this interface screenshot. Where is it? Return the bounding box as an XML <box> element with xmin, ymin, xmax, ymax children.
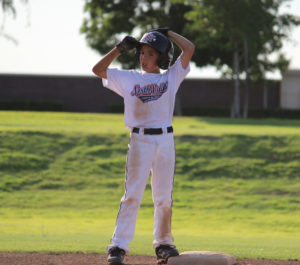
<box><xmin>0</xmin><ymin>111</ymin><xmax>300</xmax><ymax>259</ymax></box>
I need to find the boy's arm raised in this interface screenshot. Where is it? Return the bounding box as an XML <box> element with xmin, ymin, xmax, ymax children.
<box><xmin>92</xmin><ymin>48</ymin><xmax>120</xmax><ymax>79</ymax></box>
<box><xmin>92</xmin><ymin>36</ymin><xmax>139</xmax><ymax>79</ymax></box>
<box><xmin>168</xmin><ymin>31</ymin><xmax>195</xmax><ymax>69</ymax></box>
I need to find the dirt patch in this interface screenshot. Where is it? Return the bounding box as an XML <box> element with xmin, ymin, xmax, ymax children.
<box><xmin>0</xmin><ymin>253</ymin><xmax>299</xmax><ymax>265</ymax></box>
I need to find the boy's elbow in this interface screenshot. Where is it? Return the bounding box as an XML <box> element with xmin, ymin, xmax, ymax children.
<box><xmin>190</xmin><ymin>43</ymin><xmax>195</xmax><ymax>54</ymax></box>
<box><xmin>92</xmin><ymin>66</ymin><xmax>101</xmax><ymax>77</ymax></box>
<box><xmin>185</xmin><ymin>43</ymin><xmax>195</xmax><ymax>59</ymax></box>
<box><xmin>92</xmin><ymin>65</ymin><xmax>98</xmax><ymax>76</ymax></box>
<box><xmin>92</xmin><ymin>66</ymin><xmax>107</xmax><ymax>79</ymax></box>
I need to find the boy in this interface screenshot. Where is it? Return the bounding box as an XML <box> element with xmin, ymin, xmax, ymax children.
<box><xmin>92</xmin><ymin>28</ymin><xmax>194</xmax><ymax>264</ymax></box>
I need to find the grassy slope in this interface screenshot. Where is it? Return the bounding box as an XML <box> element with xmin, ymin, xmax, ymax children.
<box><xmin>0</xmin><ymin>111</ymin><xmax>300</xmax><ymax>259</ymax></box>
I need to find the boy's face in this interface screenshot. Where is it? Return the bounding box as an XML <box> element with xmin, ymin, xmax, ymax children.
<box><xmin>139</xmin><ymin>44</ymin><xmax>160</xmax><ymax>73</ymax></box>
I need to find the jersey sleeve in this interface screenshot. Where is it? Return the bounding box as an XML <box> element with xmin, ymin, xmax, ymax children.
<box><xmin>102</xmin><ymin>68</ymin><xmax>130</xmax><ymax>97</ymax></box>
<box><xmin>167</xmin><ymin>57</ymin><xmax>190</xmax><ymax>93</ymax></box>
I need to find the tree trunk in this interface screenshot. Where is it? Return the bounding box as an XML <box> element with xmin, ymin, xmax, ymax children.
<box><xmin>263</xmin><ymin>80</ymin><xmax>268</xmax><ymax>109</ymax></box>
<box><xmin>174</xmin><ymin>95</ymin><xmax>182</xmax><ymax>116</ymax></box>
<box><xmin>232</xmin><ymin>41</ymin><xmax>240</xmax><ymax>118</ymax></box>
<box><xmin>243</xmin><ymin>38</ymin><xmax>249</xmax><ymax>118</ymax></box>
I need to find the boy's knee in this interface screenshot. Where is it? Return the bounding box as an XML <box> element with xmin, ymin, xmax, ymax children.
<box><xmin>122</xmin><ymin>195</ymin><xmax>141</xmax><ymax>206</ymax></box>
<box><xmin>154</xmin><ymin>198</ymin><xmax>172</xmax><ymax>208</ymax></box>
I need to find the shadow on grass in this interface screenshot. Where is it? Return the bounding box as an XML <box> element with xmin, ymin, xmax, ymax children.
<box><xmin>175</xmin><ymin>133</ymin><xmax>300</xmax><ymax>180</ymax></box>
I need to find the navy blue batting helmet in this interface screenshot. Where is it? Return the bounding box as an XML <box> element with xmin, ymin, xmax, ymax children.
<box><xmin>137</xmin><ymin>31</ymin><xmax>174</xmax><ymax>70</ymax></box>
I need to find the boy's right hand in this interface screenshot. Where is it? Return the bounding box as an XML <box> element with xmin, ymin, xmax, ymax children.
<box><xmin>116</xmin><ymin>36</ymin><xmax>139</xmax><ymax>54</ymax></box>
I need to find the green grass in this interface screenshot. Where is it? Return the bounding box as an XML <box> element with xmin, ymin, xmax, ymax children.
<box><xmin>0</xmin><ymin>111</ymin><xmax>300</xmax><ymax>259</ymax></box>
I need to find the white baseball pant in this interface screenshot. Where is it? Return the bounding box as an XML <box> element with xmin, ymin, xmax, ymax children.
<box><xmin>107</xmin><ymin>127</ymin><xmax>176</xmax><ymax>253</ymax></box>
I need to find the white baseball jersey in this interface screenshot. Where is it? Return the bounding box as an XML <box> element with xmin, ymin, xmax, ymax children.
<box><xmin>102</xmin><ymin>57</ymin><xmax>190</xmax><ymax>253</ymax></box>
<box><xmin>102</xmin><ymin>57</ymin><xmax>190</xmax><ymax>128</ymax></box>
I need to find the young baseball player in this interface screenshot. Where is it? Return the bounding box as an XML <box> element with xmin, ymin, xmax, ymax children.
<box><xmin>92</xmin><ymin>28</ymin><xmax>194</xmax><ymax>265</ymax></box>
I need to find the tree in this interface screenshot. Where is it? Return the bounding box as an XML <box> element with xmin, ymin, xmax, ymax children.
<box><xmin>81</xmin><ymin>0</ymin><xmax>192</xmax><ymax>69</ymax></box>
<box><xmin>81</xmin><ymin>0</ymin><xmax>300</xmax><ymax>117</ymax></box>
<box><xmin>182</xmin><ymin>0</ymin><xmax>299</xmax><ymax>117</ymax></box>
<box><xmin>0</xmin><ymin>0</ymin><xmax>29</xmax><ymax>44</ymax></box>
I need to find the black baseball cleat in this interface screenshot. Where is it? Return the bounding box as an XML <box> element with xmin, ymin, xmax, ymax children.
<box><xmin>107</xmin><ymin>246</ymin><xmax>126</xmax><ymax>265</ymax></box>
<box><xmin>155</xmin><ymin>244</ymin><xmax>179</xmax><ymax>264</ymax></box>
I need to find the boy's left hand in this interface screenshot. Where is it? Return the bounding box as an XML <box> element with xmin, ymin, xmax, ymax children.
<box><xmin>150</xmin><ymin>27</ymin><xmax>170</xmax><ymax>37</ymax></box>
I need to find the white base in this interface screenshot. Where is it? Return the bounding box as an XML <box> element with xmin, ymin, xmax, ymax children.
<box><xmin>168</xmin><ymin>250</ymin><xmax>237</xmax><ymax>265</ymax></box>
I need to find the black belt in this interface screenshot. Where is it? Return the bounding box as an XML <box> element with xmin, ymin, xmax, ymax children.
<box><xmin>132</xmin><ymin>126</ymin><xmax>173</xmax><ymax>135</ymax></box>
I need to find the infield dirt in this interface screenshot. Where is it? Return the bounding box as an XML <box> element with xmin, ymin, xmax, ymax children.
<box><xmin>0</xmin><ymin>253</ymin><xmax>299</xmax><ymax>265</ymax></box>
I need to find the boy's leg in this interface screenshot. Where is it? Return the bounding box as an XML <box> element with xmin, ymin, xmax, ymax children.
<box><xmin>108</xmin><ymin>133</ymin><xmax>156</xmax><ymax>253</ymax></box>
<box><xmin>151</xmin><ymin>133</ymin><xmax>176</xmax><ymax>248</ymax></box>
